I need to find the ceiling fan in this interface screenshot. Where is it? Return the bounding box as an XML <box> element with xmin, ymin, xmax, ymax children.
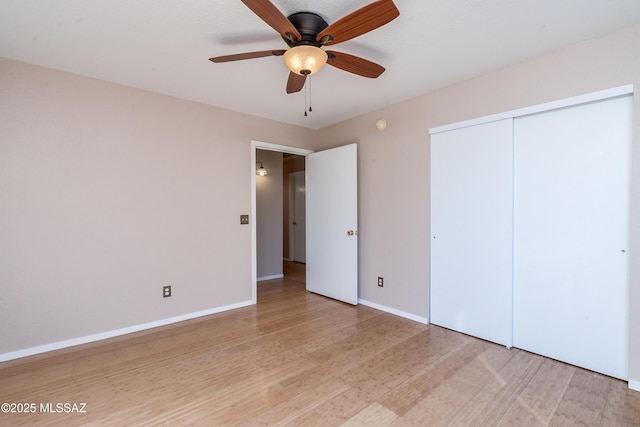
<box><xmin>209</xmin><ymin>0</ymin><xmax>400</xmax><ymax>94</ymax></box>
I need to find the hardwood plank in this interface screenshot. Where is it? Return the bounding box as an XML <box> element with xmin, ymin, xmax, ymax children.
<box><xmin>381</xmin><ymin>335</ymin><xmax>492</xmax><ymax>416</ymax></box>
<box><xmin>601</xmin><ymin>378</ymin><xmax>640</xmax><ymax>426</ymax></box>
<box><xmin>498</xmin><ymin>358</ymin><xmax>575</xmax><ymax>426</ymax></box>
<box><xmin>446</xmin><ymin>349</ymin><xmax>545</xmax><ymax>425</ymax></box>
<box><xmin>397</xmin><ymin>375</ymin><xmax>483</xmax><ymax>425</ymax></box>
<box><xmin>309</xmin><ymin>385</ymin><xmax>378</xmax><ymax>425</ymax></box>
<box><xmin>1</xmin><ymin>276</ymin><xmax>638</xmax><ymax>426</ymax></box>
<box><xmin>239</xmin><ymin>376</ymin><xmax>350</xmax><ymax>426</ymax></box>
<box><xmin>549</xmin><ymin>368</ymin><xmax>611</xmax><ymax>426</ymax></box>
<box><xmin>342</xmin><ymin>402</ymin><xmax>399</xmax><ymax>426</ymax></box>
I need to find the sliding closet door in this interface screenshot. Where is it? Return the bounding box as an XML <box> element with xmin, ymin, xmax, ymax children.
<box><xmin>513</xmin><ymin>95</ymin><xmax>631</xmax><ymax>379</ymax></box>
<box><xmin>430</xmin><ymin>119</ymin><xmax>513</xmax><ymax>347</ymax></box>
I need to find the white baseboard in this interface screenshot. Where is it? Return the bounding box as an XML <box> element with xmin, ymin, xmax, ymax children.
<box><xmin>629</xmin><ymin>380</ymin><xmax>640</xmax><ymax>392</ymax></box>
<box><xmin>0</xmin><ymin>300</ymin><xmax>254</xmax><ymax>363</ymax></box>
<box><xmin>257</xmin><ymin>274</ymin><xmax>284</xmax><ymax>282</ymax></box>
<box><xmin>358</xmin><ymin>299</ymin><xmax>429</xmax><ymax>325</ymax></box>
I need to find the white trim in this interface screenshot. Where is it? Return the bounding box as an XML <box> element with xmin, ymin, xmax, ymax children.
<box><xmin>253</xmin><ymin>141</ymin><xmax>313</xmax><ymax>155</ymax></box>
<box><xmin>358</xmin><ymin>298</ymin><xmax>430</xmax><ymax>325</ymax></box>
<box><xmin>429</xmin><ymin>84</ymin><xmax>634</xmax><ymax>135</ymax></box>
<box><xmin>251</xmin><ymin>140</ymin><xmax>313</xmax><ymax>305</ymax></box>
<box><xmin>0</xmin><ymin>301</ymin><xmax>253</xmax><ymax>362</ymax></box>
<box><xmin>629</xmin><ymin>380</ymin><xmax>640</xmax><ymax>392</ymax></box>
<box><xmin>257</xmin><ymin>274</ymin><xmax>285</xmax><ymax>282</ymax></box>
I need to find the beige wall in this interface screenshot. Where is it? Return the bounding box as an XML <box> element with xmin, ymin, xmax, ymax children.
<box><xmin>315</xmin><ymin>24</ymin><xmax>640</xmax><ymax>384</ymax></box>
<box><xmin>0</xmin><ymin>58</ymin><xmax>315</xmax><ymax>356</ymax></box>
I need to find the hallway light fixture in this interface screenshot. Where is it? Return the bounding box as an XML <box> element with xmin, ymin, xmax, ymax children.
<box><xmin>256</xmin><ymin>161</ymin><xmax>268</xmax><ymax>176</ymax></box>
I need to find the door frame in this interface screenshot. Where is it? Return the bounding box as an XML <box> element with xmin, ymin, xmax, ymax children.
<box><xmin>251</xmin><ymin>140</ymin><xmax>313</xmax><ymax>304</ymax></box>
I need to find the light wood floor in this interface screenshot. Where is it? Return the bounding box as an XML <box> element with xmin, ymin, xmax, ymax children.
<box><xmin>1</xmin><ymin>269</ymin><xmax>639</xmax><ymax>426</ymax></box>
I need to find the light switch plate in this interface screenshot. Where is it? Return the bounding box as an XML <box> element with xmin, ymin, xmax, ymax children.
<box><xmin>240</xmin><ymin>215</ymin><xmax>249</xmax><ymax>225</ymax></box>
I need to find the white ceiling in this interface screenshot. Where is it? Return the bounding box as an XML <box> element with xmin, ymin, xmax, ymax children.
<box><xmin>2</xmin><ymin>0</ymin><xmax>640</xmax><ymax>129</ymax></box>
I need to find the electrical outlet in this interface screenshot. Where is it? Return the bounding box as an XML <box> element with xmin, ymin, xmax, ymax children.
<box><xmin>163</xmin><ymin>285</ymin><xmax>171</xmax><ymax>298</ymax></box>
<box><xmin>240</xmin><ymin>214</ymin><xmax>249</xmax><ymax>225</ymax></box>
<box><xmin>378</xmin><ymin>276</ymin><xmax>384</xmax><ymax>287</ymax></box>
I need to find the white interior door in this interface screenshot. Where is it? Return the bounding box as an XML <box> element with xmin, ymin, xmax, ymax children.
<box><xmin>513</xmin><ymin>95</ymin><xmax>631</xmax><ymax>380</ymax></box>
<box><xmin>306</xmin><ymin>143</ymin><xmax>358</xmax><ymax>305</ymax></box>
<box><xmin>290</xmin><ymin>171</ymin><xmax>306</xmax><ymax>263</ymax></box>
<box><xmin>430</xmin><ymin>119</ymin><xmax>514</xmax><ymax>347</ymax></box>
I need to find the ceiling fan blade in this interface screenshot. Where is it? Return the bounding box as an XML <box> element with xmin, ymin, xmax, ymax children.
<box><xmin>316</xmin><ymin>0</ymin><xmax>399</xmax><ymax>46</ymax></box>
<box><xmin>241</xmin><ymin>0</ymin><xmax>301</xmax><ymax>42</ymax></box>
<box><xmin>326</xmin><ymin>51</ymin><xmax>385</xmax><ymax>78</ymax></box>
<box><xmin>286</xmin><ymin>72</ymin><xmax>306</xmax><ymax>94</ymax></box>
<box><xmin>209</xmin><ymin>49</ymin><xmax>285</xmax><ymax>63</ymax></box>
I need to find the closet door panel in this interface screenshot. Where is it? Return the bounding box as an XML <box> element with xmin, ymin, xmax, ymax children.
<box><xmin>513</xmin><ymin>95</ymin><xmax>631</xmax><ymax>379</ymax></box>
<box><xmin>430</xmin><ymin>119</ymin><xmax>513</xmax><ymax>347</ymax></box>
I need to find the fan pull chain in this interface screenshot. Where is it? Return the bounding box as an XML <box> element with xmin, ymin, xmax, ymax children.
<box><xmin>304</xmin><ymin>78</ymin><xmax>308</xmax><ymax>116</ymax></box>
<box><xmin>308</xmin><ymin>76</ymin><xmax>312</xmax><ymax>113</ymax></box>
<box><xmin>304</xmin><ymin>76</ymin><xmax>312</xmax><ymax>117</ymax></box>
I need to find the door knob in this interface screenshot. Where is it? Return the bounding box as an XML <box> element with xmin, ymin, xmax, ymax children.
<box><xmin>347</xmin><ymin>230</ymin><xmax>358</xmax><ymax>236</ymax></box>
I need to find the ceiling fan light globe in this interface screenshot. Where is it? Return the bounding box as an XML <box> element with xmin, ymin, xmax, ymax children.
<box><xmin>283</xmin><ymin>46</ymin><xmax>328</xmax><ymax>76</ymax></box>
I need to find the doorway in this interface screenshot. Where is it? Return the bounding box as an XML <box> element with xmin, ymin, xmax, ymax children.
<box><xmin>251</xmin><ymin>141</ymin><xmax>312</xmax><ymax>304</ymax></box>
<box><xmin>252</xmin><ymin>141</ymin><xmax>360</xmax><ymax>306</ymax></box>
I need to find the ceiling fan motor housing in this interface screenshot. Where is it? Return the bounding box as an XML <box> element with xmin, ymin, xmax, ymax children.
<box><xmin>283</xmin><ymin>12</ymin><xmax>330</xmax><ymax>47</ymax></box>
